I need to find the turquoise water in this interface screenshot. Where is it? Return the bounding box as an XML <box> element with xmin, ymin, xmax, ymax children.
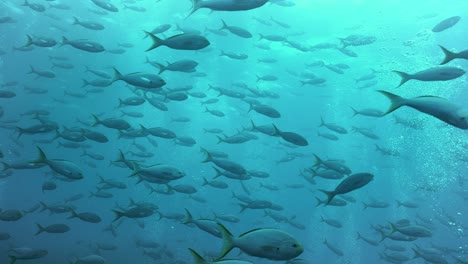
<box><xmin>0</xmin><ymin>0</ymin><xmax>467</xmax><ymax>263</ymax></box>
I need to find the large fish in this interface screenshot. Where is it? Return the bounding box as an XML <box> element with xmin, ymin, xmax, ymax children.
<box><xmin>189</xmin><ymin>0</ymin><xmax>269</xmax><ymax>15</ymax></box>
<box><xmin>378</xmin><ymin>90</ymin><xmax>468</xmax><ymax>129</ymax></box>
<box><xmin>393</xmin><ymin>66</ymin><xmax>465</xmax><ymax>87</ymax></box>
<box><xmin>217</xmin><ymin>223</ymin><xmax>303</xmax><ymax>260</ymax></box>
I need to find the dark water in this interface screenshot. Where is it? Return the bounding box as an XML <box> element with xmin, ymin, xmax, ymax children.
<box><xmin>0</xmin><ymin>0</ymin><xmax>467</xmax><ymax>263</ymax></box>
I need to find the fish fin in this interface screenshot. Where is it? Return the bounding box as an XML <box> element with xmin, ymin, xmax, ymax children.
<box><xmin>81</xmin><ymin>79</ymin><xmax>89</xmax><ymax>88</ymax></box>
<box><xmin>33</xmin><ymin>147</ymin><xmax>48</xmax><ymax>164</ymax></box>
<box><xmin>61</xmin><ymin>36</ymin><xmax>68</xmax><ymax>46</ymax></box>
<box><xmin>35</xmin><ymin>223</ymin><xmax>45</xmax><ymax>235</ymax></box>
<box><xmin>319</xmin><ymin>189</ymin><xmax>335</xmax><ymax>205</ymax></box>
<box><xmin>182</xmin><ymin>208</ymin><xmax>192</xmax><ymax>224</ymax></box>
<box><xmin>377</xmin><ymin>90</ymin><xmax>406</xmax><ymax>115</ymax></box>
<box><xmin>438</xmin><ymin>45</ymin><xmax>456</xmax><ymax>65</ymax></box>
<box><xmin>91</xmin><ymin>114</ymin><xmax>100</xmax><ymax>126</ymax></box>
<box><xmin>111</xmin><ymin>67</ymin><xmax>122</xmax><ymax>83</ymax></box>
<box><xmin>23</xmin><ymin>35</ymin><xmax>33</xmax><ymax>47</ymax></box>
<box><xmin>219</xmin><ymin>19</ymin><xmax>228</xmax><ymax>30</ymax></box>
<box><xmin>188</xmin><ymin>248</ymin><xmax>206</xmax><ymax>264</ymax></box>
<box><xmin>392</xmin><ymin>70</ymin><xmax>412</xmax><ymax>87</ymax></box>
<box><xmin>212</xmin><ymin>166</ymin><xmax>222</xmax><ymax>179</ymax></box>
<box><xmin>312</xmin><ymin>153</ymin><xmax>321</xmax><ymax>167</ymax></box>
<box><xmin>0</xmin><ymin>162</ymin><xmax>10</xmax><ymax>172</ymax></box>
<box><xmin>202</xmin><ymin>177</ymin><xmax>209</xmax><ymax>186</ymax></box>
<box><xmin>216</xmin><ymin>223</ymin><xmax>234</xmax><ymax>260</ymax></box>
<box><xmin>144</xmin><ymin>31</ymin><xmax>163</xmax><ymax>51</ymax></box>
<box><xmin>271</xmin><ymin>124</ymin><xmax>281</xmax><ymax>136</ymax></box>
<box><xmin>112</xmin><ymin>210</ymin><xmax>124</xmax><ymax>222</ymax></box>
<box><xmin>67</xmin><ymin>209</ymin><xmax>78</xmax><ymax>219</ymax></box>
<box><xmin>72</xmin><ymin>16</ymin><xmax>79</xmax><ymax>25</ymax></box>
<box><xmin>130</xmin><ymin>162</ymin><xmax>141</xmax><ymax>176</ymax></box>
<box><xmin>8</xmin><ymin>256</ymin><xmax>17</xmax><ymax>264</ymax></box>
<box><xmin>350</xmin><ymin>106</ymin><xmax>359</xmax><ymax>117</ymax></box>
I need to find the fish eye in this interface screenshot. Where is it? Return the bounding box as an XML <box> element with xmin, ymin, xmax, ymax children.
<box><xmin>292</xmin><ymin>244</ymin><xmax>298</xmax><ymax>248</ymax></box>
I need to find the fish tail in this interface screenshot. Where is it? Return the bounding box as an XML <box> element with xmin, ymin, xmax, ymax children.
<box><xmin>319</xmin><ymin>189</ymin><xmax>335</xmax><ymax>205</ymax></box>
<box><xmin>144</xmin><ymin>31</ymin><xmax>163</xmax><ymax>51</ymax></box>
<box><xmin>250</xmin><ymin>119</ymin><xmax>257</xmax><ymax>131</ymax></box>
<box><xmin>350</xmin><ymin>107</ymin><xmax>359</xmax><ymax>117</ymax></box>
<box><xmin>438</xmin><ymin>45</ymin><xmax>456</xmax><ymax>65</ymax></box>
<box><xmin>314</xmin><ymin>196</ymin><xmax>323</xmax><ymax>207</ymax></box>
<box><xmin>392</xmin><ymin>70</ymin><xmax>412</xmax><ymax>87</ymax></box>
<box><xmin>356</xmin><ymin>232</ymin><xmax>362</xmax><ymax>240</ymax></box>
<box><xmin>216</xmin><ymin>223</ymin><xmax>235</xmax><ymax>260</ymax></box>
<box><xmin>61</xmin><ymin>36</ymin><xmax>68</xmax><ymax>46</ymax></box>
<box><xmin>258</xmin><ymin>33</ymin><xmax>264</xmax><ymax>40</ymax></box>
<box><xmin>187</xmin><ymin>0</ymin><xmax>202</xmax><ymax>17</ymax></box>
<box><xmin>319</xmin><ymin>116</ymin><xmax>325</xmax><ymax>126</ymax></box>
<box><xmin>112</xmin><ymin>210</ymin><xmax>124</xmax><ymax>222</ymax></box>
<box><xmin>15</xmin><ymin>127</ymin><xmax>24</xmax><ymax>139</ymax></box>
<box><xmin>377</xmin><ymin>90</ymin><xmax>406</xmax><ymax>115</ymax></box>
<box><xmin>111</xmin><ymin>67</ymin><xmax>122</xmax><ymax>83</ymax></box>
<box><xmin>412</xmin><ymin>248</ymin><xmax>422</xmax><ymax>259</ymax></box>
<box><xmin>130</xmin><ymin>162</ymin><xmax>141</xmax><ymax>176</ymax></box>
<box><xmin>0</xmin><ymin>162</ymin><xmax>10</xmax><ymax>172</ymax></box>
<box><xmin>201</xmin><ymin>149</ymin><xmax>213</xmax><ymax>163</ymax></box>
<box><xmin>23</xmin><ymin>34</ymin><xmax>33</xmax><ymax>47</ymax></box>
<box><xmin>239</xmin><ymin>203</ymin><xmax>247</xmax><ymax>213</ymax></box>
<box><xmin>362</xmin><ymin>202</ymin><xmax>368</xmax><ymax>210</ymax></box>
<box><xmin>202</xmin><ymin>177</ymin><xmax>209</xmax><ymax>186</ymax></box>
<box><xmin>395</xmin><ymin>200</ymin><xmax>402</xmax><ymax>207</ymax></box>
<box><xmin>188</xmin><ymin>248</ymin><xmax>206</xmax><ymax>264</ymax></box>
<box><xmin>8</xmin><ymin>256</ymin><xmax>17</xmax><ymax>264</ymax></box>
<box><xmin>67</xmin><ymin>209</ymin><xmax>78</xmax><ymax>219</ymax></box>
<box><xmin>155</xmin><ymin>62</ymin><xmax>166</xmax><ymax>74</ymax></box>
<box><xmin>72</xmin><ymin>16</ymin><xmax>79</xmax><ymax>25</ymax></box>
<box><xmin>271</xmin><ymin>124</ymin><xmax>281</xmax><ymax>136</ymax></box>
<box><xmin>220</xmin><ymin>19</ymin><xmax>228</xmax><ymax>30</ymax></box>
<box><xmin>22</xmin><ymin>0</ymin><xmax>28</xmax><ymax>6</ymax></box>
<box><xmin>212</xmin><ymin>166</ymin><xmax>222</xmax><ymax>179</ymax></box>
<box><xmin>312</xmin><ymin>153</ymin><xmax>321</xmax><ymax>167</ymax></box>
<box><xmin>182</xmin><ymin>208</ymin><xmax>193</xmax><ymax>224</ymax></box>
<box><xmin>35</xmin><ymin>223</ymin><xmax>45</xmax><ymax>235</ymax></box>
<box><xmin>81</xmin><ymin>79</ymin><xmax>89</xmax><ymax>88</ymax></box>
<box><xmin>91</xmin><ymin>114</ymin><xmax>100</xmax><ymax>126</ymax></box>
<box><xmin>33</xmin><ymin>147</ymin><xmax>48</xmax><ymax>164</ymax></box>
<box><xmin>27</xmin><ymin>64</ymin><xmax>35</xmax><ymax>74</ymax></box>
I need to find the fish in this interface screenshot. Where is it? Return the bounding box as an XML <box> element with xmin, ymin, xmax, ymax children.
<box><xmin>8</xmin><ymin>248</ymin><xmax>48</xmax><ymax>264</ymax></box>
<box><xmin>272</xmin><ymin>125</ymin><xmax>308</xmax><ymax>146</ymax></box>
<box><xmin>91</xmin><ymin>0</ymin><xmax>118</xmax><ymax>12</ymax></box>
<box><xmin>393</xmin><ymin>66</ymin><xmax>465</xmax><ymax>87</ymax></box>
<box><xmin>319</xmin><ymin>173</ymin><xmax>374</xmax><ymax>205</ymax></box>
<box><xmin>189</xmin><ymin>0</ymin><xmax>269</xmax><ymax>15</ymax></box>
<box><xmin>154</xmin><ymin>60</ymin><xmax>198</xmax><ymax>74</ymax></box>
<box><xmin>219</xmin><ymin>19</ymin><xmax>252</xmax><ymax>38</ymax></box>
<box><xmin>432</xmin><ymin>16</ymin><xmax>461</xmax><ymax>32</ymax></box>
<box><xmin>72</xmin><ymin>17</ymin><xmax>105</xmax><ymax>30</ymax></box>
<box><xmin>35</xmin><ymin>223</ymin><xmax>70</xmax><ymax>235</ymax></box>
<box><xmin>22</xmin><ymin>0</ymin><xmax>45</xmax><ymax>12</ymax></box>
<box><xmin>183</xmin><ymin>209</ymin><xmax>221</xmax><ymax>238</ymax></box>
<box><xmin>217</xmin><ymin>223</ymin><xmax>303</xmax><ymax>260</ymax></box>
<box><xmin>111</xmin><ymin>68</ymin><xmax>166</xmax><ymax>89</ymax></box>
<box><xmin>145</xmin><ymin>32</ymin><xmax>210</xmax><ymax>51</ymax></box>
<box><xmin>32</xmin><ymin>147</ymin><xmax>83</xmax><ymax>180</ymax></box>
<box><xmin>377</xmin><ymin>90</ymin><xmax>468</xmax><ymax>129</ymax></box>
<box><xmin>23</xmin><ymin>35</ymin><xmax>57</xmax><ymax>47</ymax></box>
<box><xmin>61</xmin><ymin>37</ymin><xmax>105</xmax><ymax>53</ymax></box>
<box><xmin>319</xmin><ymin>117</ymin><xmax>348</xmax><ymax>134</ymax></box>
<box><xmin>438</xmin><ymin>45</ymin><xmax>468</xmax><ymax>64</ymax></box>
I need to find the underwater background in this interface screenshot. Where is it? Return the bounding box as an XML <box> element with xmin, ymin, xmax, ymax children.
<box><xmin>0</xmin><ymin>0</ymin><xmax>467</xmax><ymax>263</ymax></box>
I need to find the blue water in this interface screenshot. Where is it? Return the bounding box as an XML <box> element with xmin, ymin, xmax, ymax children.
<box><xmin>0</xmin><ymin>0</ymin><xmax>467</xmax><ymax>263</ymax></box>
